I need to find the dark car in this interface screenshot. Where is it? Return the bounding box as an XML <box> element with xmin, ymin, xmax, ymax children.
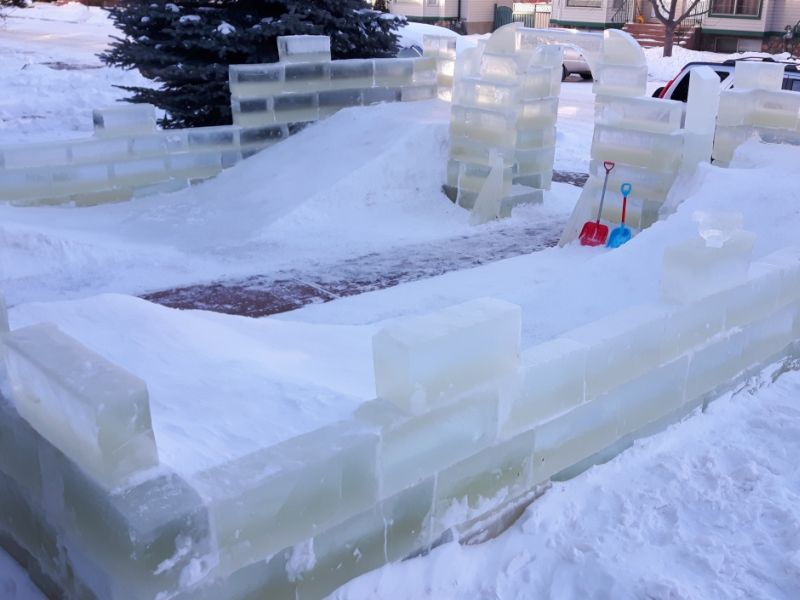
<box><xmin>653</xmin><ymin>57</ymin><xmax>800</xmax><ymax>102</ymax></box>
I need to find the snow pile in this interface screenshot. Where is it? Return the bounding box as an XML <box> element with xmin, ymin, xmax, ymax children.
<box><xmin>0</xmin><ymin>3</ymin><xmax>154</xmax><ymax>143</ymax></box>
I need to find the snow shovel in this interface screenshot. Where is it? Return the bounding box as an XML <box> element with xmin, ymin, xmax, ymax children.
<box><xmin>607</xmin><ymin>182</ymin><xmax>633</xmax><ymax>248</ymax></box>
<box><xmin>579</xmin><ymin>161</ymin><xmax>615</xmax><ymax>247</ymax></box>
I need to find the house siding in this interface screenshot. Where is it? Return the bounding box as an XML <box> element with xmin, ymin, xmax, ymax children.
<box><xmin>768</xmin><ymin>0</ymin><xmax>800</xmax><ymax>33</ymax></box>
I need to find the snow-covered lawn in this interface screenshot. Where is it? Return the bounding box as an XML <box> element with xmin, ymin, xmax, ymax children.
<box><xmin>2</xmin><ymin>4</ymin><xmax>800</xmax><ymax>600</ymax></box>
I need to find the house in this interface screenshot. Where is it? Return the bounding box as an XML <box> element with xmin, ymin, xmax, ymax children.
<box><xmin>549</xmin><ymin>0</ymin><xmax>800</xmax><ymax>54</ymax></box>
<box><xmin>389</xmin><ymin>0</ymin><xmax>514</xmax><ymax>34</ymax></box>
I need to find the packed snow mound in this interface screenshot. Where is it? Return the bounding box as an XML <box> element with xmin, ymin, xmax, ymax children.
<box><xmin>10</xmin><ymin>294</ymin><xmax>377</xmax><ymax>474</ymax></box>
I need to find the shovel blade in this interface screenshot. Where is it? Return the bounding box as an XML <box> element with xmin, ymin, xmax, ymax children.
<box><xmin>579</xmin><ymin>221</ymin><xmax>609</xmax><ymax>247</ymax></box>
<box><xmin>606</xmin><ymin>224</ymin><xmax>632</xmax><ymax>248</ymax></box>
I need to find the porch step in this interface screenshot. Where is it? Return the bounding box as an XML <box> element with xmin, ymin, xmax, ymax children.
<box><xmin>622</xmin><ymin>22</ymin><xmax>699</xmax><ymax>49</ymax></box>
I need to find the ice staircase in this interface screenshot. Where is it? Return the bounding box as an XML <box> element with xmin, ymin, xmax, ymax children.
<box><xmin>621</xmin><ymin>23</ymin><xmax>700</xmax><ymax>50</ymax></box>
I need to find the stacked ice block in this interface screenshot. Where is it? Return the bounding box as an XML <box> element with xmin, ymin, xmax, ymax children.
<box><xmin>445</xmin><ymin>24</ymin><xmax>564</xmax><ymax>222</ymax></box>
<box><xmin>229</xmin><ymin>35</ymin><xmax>438</xmax><ymax>147</ymax></box>
<box><xmin>3</xmin><ymin>233</ymin><xmax>800</xmax><ymax>598</ymax></box>
<box><xmin>0</xmin><ymin>105</ymin><xmax>244</xmax><ymax>207</ymax></box>
<box><xmin>422</xmin><ymin>34</ymin><xmax>457</xmax><ymax>101</ymax></box>
<box><xmin>556</xmin><ymin>29</ymin><xmax>704</xmax><ymax>244</ymax></box>
<box><xmin>713</xmin><ymin>62</ymin><xmax>800</xmax><ymax>166</ymax></box>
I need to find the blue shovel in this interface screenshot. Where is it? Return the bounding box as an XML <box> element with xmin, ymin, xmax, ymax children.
<box><xmin>607</xmin><ymin>183</ymin><xmax>632</xmax><ymax>248</ymax></box>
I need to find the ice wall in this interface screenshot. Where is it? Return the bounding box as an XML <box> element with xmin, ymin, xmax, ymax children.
<box><xmin>713</xmin><ymin>62</ymin><xmax>800</xmax><ymax>166</ymax></box>
<box><xmin>0</xmin><ymin>35</ymin><xmax>441</xmax><ymax>207</ymax></box>
<box><xmin>228</xmin><ymin>35</ymin><xmax>438</xmax><ymax>146</ymax></box>
<box><xmin>2</xmin><ymin>230</ymin><xmax>800</xmax><ymax>599</ymax></box>
<box><xmin>444</xmin><ymin>24</ymin><xmax>563</xmax><ymax>222</ymax></box>
<box><xmin>0</xmin><ymin>109</ymin><xmax>244</xmax><ymax>207</ymax></box>
<box><xmin>557</xmin><ymin>37</ymin><xmax>714</xmax><ymax>244</ymax></box>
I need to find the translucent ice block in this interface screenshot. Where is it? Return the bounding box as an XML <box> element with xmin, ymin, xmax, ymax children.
<box><xmin>433</xmin><ymin>429</ymin><xmax>535</xmax><ymax>528</ymax></box>
<box><xmin>503</xmin><ymin>338</ymin><xmax>587</xmax><ymax>437</ymax></box>
<box><xmin>0</xmin><ymin>397</ymin><xmax>42</xmax><ymax>497</ymax></box>
<box><xmin>532</xmin><ymin>394</ymin><xmax>621</xmax><ymax>484</ymax></box>
<box><xmin>400</xmin><ymin>84</ymin><xmax>437</xmax><ymax>102</ymax></box>
<box><xmin>372</xmin><ymin>298</ymin><xmax>521</xmax><ymax>414</ymax></box>
<box><xmin>374</xmin><ymin>58</ymin><xmax>415</xmax><ymax>87</ymax></box>
<box><xmin>685</xmin><ymin>329</ymin><xmax>747</xmax><ymax>400</ymax></box>
<box><xmin>0</xmin><ymin>143</ymin><xmax>69</xmax><ymax>168</ymax></box>
<box><xmin>50</xmin><ymin>163</ymin><xmax>111</xmax><ymax>195</ymax></box>
<box><xmin>111</xmin><ymin>157</ymin><xmax>170</xmax><ymax>185</ymax></box>
<box><xmin>41</xmin><ymin>445</ymin><xmax>212</xmax><ymax>597</ymax></box>
<box><xmin>318</xmin><ymin>89</ymin><xmax>363</xmax><ymax>117</ymax></box>
<box><xmin>565</xmin><ymin>304</ymin><xmax>670</xmax><ymax>400</ymax></box>
<box><xmin>592</xmin><ymin>64</ymin><xmax>648</xmax><ymax>98</ymax></box>
<box><xmin>4</xmin><ymin>323</ymin><xmax>158</xmax><ymax>489</ymax></box>
<box><xmin>592</xmin><ymin>125</ymin><xmax>683</xmax><ymax>171</ymax></box>
<box><xmin>720</xmin><ymin>262</ymin><xmax>781</xmax><ymax>329</ymax></box>
<box><xmin>412</xmin><ymin>56</ymin><xmax>438</xmax><ymax>85</ymax></box>
<box><xmin>273</xmin><ymin>92</ymin><xmax>320</xmax><ymax>124</ymax></box>
<box><xmin>362</xmin><ymin>87</ymin><xmax>402</xmax><ymax>105</ymax></box>
<box><xmin>240</xmin><ymin>124</ymin><xmax>289</xmax><ymax>147</ymax></box>
<box><xmin>717</xmin><ymin>91</ymin><xmax>753</xmax><ymax>127</ymax></box>
<box><xmin>191</xmin><ymin>422</ymin><xmax>378</xmax><ymax>574</ymax></box>
<box><xmin>277</xmin><ymin>35</ymin><xmax>331</xmax><ymax>64</ymax></box>
<box><xmin>479</xmin><ymin>52</ymin><xmax>520</xmax><ymax>83</ymax></box>
<box><xmin>283</xmin><ymin>62</ymin><xmax>331</xmax><ymax>93</ymax></box>
<box><xmin>711</xmin><ymin>125</ymin><xmax>753</xmax><ymax>165</ymax></box>
<box><xmin>514</xmin><ymin>146</ymin><xmax>555</xmax><ymax>174</ymax></box>
<box><xmin>423</xmin><ymin>34</ymin><xmax>457</xmax><ymax>61</ymax></box>
<box><xmin>685</xmin><ymin>65</ymin><xmax>721</xmax><ymax>135</ymax></box>
<box><xmin>229</xmin><ymin>64</ymin><xmax>284</xmax><ymax>98</ymax></box>
<box><xmin>596</xmin><ymin>96</ymin><xmax>684</xmax><ymax>134</ymax></box>
<box><xmin>755</xmin><ymin>247</ymin><xmax>800</xmax><ymax>307</ymax></box>
<box><xmin>188</xmin><ymin>126</ymin><xmax>239</xmax><ymax>149</ymax></box>
<box><xmin>69</xmin><ymin>138</ymin><xmax>130</xmax><ymax>164</ymax></box>
<box><xmin>329</xmin><ymin>59</ymin><xmax>374</xmax><ymax>90</ymax></box>
<box><xmin>168</xmin><ymin>152</ymin><xmax>223</xmax><ymax>180</ymax></box>
<box><xmin>740</xmin><ymin>305</ymin><xmax>796</xmax><ymax>367</ymax></box>
<box><xmin>659</xmin><ymin>295</ymin><xmax>726</xmax><ymax>363</ymax></box>
<box><xmin>93</xmin><ymin>104</ymin><xmax>156</xmax><ymax>137</ymax></box>
<box><xmin>450</xmin><ymin>105</ymin><xmax>517</xmax><ymax>146</ymax></box>
<box><xmin>612</xmin><ymin>356</ymin><xmax>688</xmax><ymax>439</ymax></box>
<box><xmin>749</xmin><ymin>89</ymin><xmax>800</xmax><ymax>130</ymax></box>
<box><xmin>370</xmin><ymin>388</ymin><xmax>499</xmax><ymax>498</ymax></box>
<box><xmin>294</xmin><ymin>479</ymin><xmax>434</xmax><ymax>600</ymax></box>
<box><xmin>520</xmin><ymin>66</ymin><xmax>560</xmax><ymax>99</ymax></box>
<box><xmin>518</xmin><ymin>97</ymin><xmax>559</xmax><ymax>128</ymax></box>
<box><xmin>454</xmin><ymin>78</ymin><xmax>519</xmax><ymax>109</ymax></box>
<box><xmin>733</xmin><ymin>61</ymin><xmax>785</xmax><ymax>91</ymax></box>
<box><xmin>602</xmin><ymin>28</ymin><xmax>647</xmax><ymax>67</ymax></box>
<box><xmin>660</xmin><ymin>230</ymin><xmax>756</xmax><ymax>304</ymax></box>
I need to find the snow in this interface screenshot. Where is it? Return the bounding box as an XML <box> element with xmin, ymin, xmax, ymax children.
<box><xmin>0</xmin><ymin>2</ymin><xmax>154</xmax><ymax>144</ymax></box>
<box><xmin>0</xmin><ymin>547</ymin><xmax>44</xmax><ymax>600</ymax></box>
<box><xmin>2</xmin><ymin>4</ymin><xmax>800</xmax><ymax>599</ymax></box>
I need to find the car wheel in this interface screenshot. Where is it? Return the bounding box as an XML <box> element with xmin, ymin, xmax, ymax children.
<box><xmin>561</xmin><ymin>65</ymin><xmax>568</xmax><ymax>82</ymax></box>
<box><xmin>580</xmin><ymin>73</ymin><xmax>593</xmax><ymax>81</ymax></box>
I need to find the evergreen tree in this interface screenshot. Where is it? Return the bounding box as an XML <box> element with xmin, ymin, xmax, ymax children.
<box><xmin>101</xmin><ymin>1</ymin><xmax>402</xmax><ymax>129</ymax></box>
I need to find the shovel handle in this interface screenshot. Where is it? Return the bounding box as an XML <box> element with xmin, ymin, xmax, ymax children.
<box><xmin>603</xmin><ymin>161</ymin><xmax>615</xmax><ymax>174</ymax></box>
<box><xmin>620</xmin><ymin>182</ymin><xmax>631</xmax><ymax>197</ymax></box>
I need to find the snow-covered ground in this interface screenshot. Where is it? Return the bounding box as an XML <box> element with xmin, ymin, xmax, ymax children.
<box><xmin>2</xmin><ymin>4</ymin><xmax>800</xmax><ymax>599</ymax></box>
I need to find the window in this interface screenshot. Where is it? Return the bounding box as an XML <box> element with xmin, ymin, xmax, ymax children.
<box><xmin>566</xmin><ymin>0</ymin><xmax>601</xmax><ymax>7</ymax></box>
<box><xmin>710</xmin><ymin>0</ymin><xmax>761</xmax><ymax>17</ymax></box>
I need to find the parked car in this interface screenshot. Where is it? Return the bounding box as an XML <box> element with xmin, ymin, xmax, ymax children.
<box><xmin>562</xmin><ymin>47</ymin><xmax>592</xmax><ymax>81</ymax></box>
<box><xmin>653</xmin><ymin>57</ymin><xmax>800</xmax><ymax>102</ymax></box>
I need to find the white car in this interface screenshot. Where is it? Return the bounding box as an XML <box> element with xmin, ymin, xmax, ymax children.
<box><xmin>562</xmin><ymin>47</ymin><xmax>592</xmax><ymax>81</ymax></box>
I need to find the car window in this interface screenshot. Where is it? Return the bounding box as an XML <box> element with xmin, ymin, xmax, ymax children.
<box><xmin>785</xmin><ymin>78</ymin><xmax>800</xmax><ymax>92</ymax></box>
<box><xmin>670</xmin><ymin>71</ymin><xmax>692</xmax><ymax>102</ymax></box>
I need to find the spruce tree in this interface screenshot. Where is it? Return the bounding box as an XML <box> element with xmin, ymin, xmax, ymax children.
<box><xmin>101</xmin><ymin>1</ymin><xmax>402</xmax><ymax>129</ymax></box>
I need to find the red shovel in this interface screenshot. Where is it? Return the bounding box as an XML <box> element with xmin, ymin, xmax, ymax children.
<box><xmin>579</xmin><ymin>161</ymin><xmax>615</xmax><ymax>247</ymax></box>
